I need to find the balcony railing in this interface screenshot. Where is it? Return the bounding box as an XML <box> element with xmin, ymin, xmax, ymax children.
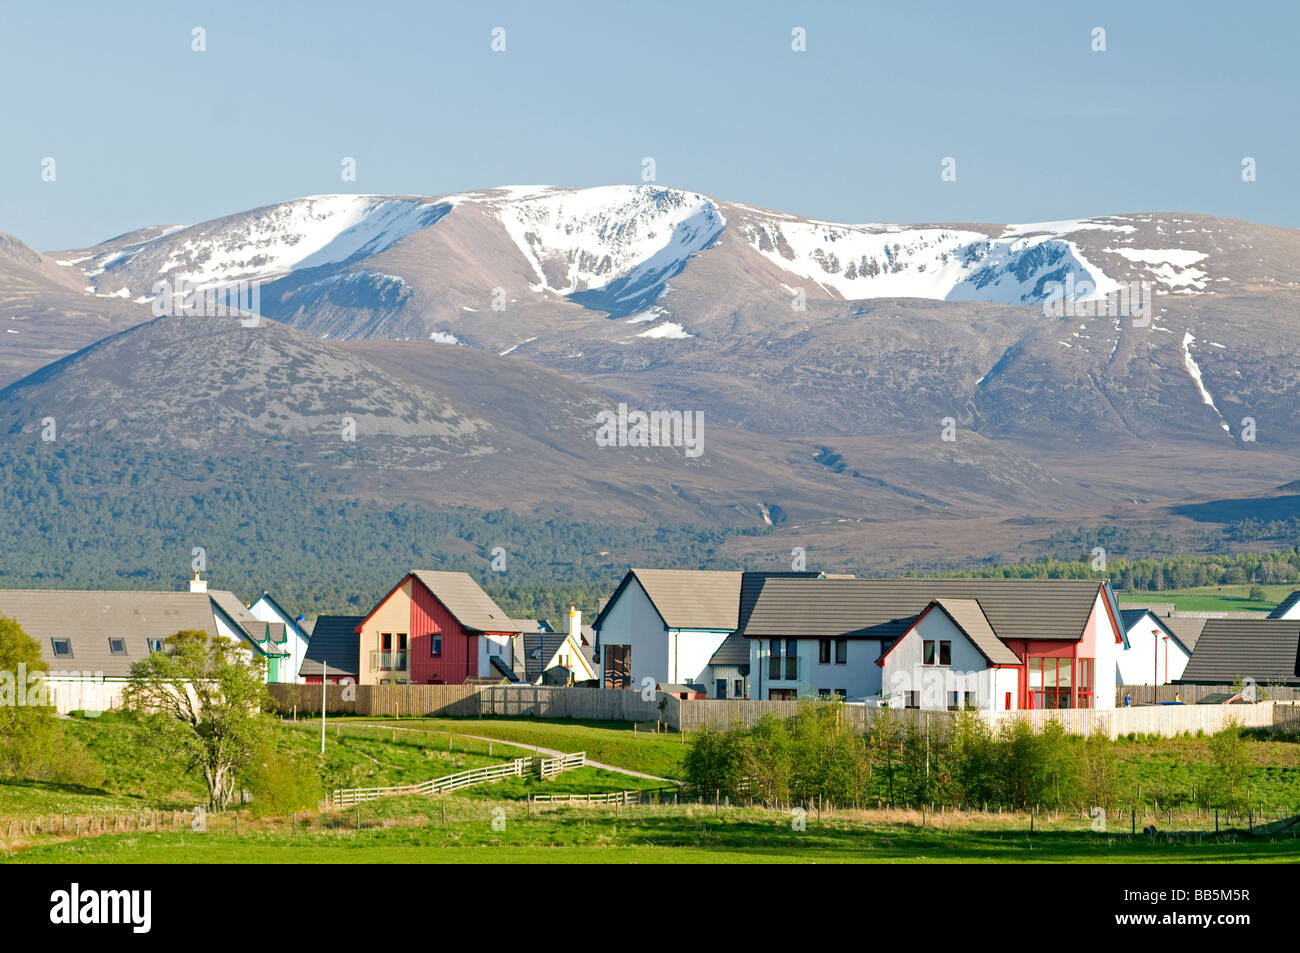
<box><xmin>371</xmin><ymin>650</ymin><xmax>408</xmax><ymax>672</ymax></box>
<box><xmin>768</xmin><ymin>656</ymin><xmax>801</xmax><ymax>681</ymax></box>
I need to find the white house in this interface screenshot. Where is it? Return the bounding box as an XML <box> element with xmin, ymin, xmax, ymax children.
<box><xmin>878</xmin><ymin>600</ymin><xmax>1021</xmax><ymax>711</ymax></box>
<box><xmin>249</xmin><ymin>591</ymin><xmax>312</xmax><ymax>684</ymax></box>
<box><xmin>0</xmin><ymin>578</ymin><xmax>279</xmax><ymax>713</ymax></box>
<box><xmin>738</xmin><ymin>576</ymin><xmax>1125</xmax><ymax>710</ymax></box>
<box><xmin>593</xmin><ymin>569</ymin><xmax>740</xmax><ymax>693</ymax></box>
<box><xmin>1117</xmin><ymin>608</ymin><xmax>1194</xmax><ymax>685</ymax></box>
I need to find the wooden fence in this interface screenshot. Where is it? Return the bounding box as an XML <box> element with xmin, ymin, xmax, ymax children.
<box><xmin>531</xmin><ymin>788</ymin><xmax>673</xmax><ymax>806</ymax></box>
<box><xmin>475</xmin><ymin>685</ymin><xmax>667</xmax><ymax>722</ymax></box>
<box><xmin>268</xmin><ymin>683</ymin><xmax>482</xmax><ymax>717</ymax></box>
<box><xmin>1116</xmin><ymin>683</ymin><xmax>1300</xmax><ymax>705</ymax></box>
<box><xmin>671</xmin><ymin>697</ymin><xmax>1300</xmax><ymax>739</ymax></box>
<box><xmin>331</xmin><ymin>751</ymin><xmax>586</xmax><ymax>806</ymax></box>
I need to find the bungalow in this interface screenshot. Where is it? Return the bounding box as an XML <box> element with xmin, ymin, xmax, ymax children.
<box><xmin>299</xmin><ymin>615</ymin><xmax>365</xmax><ymax>684</ymax></box>
<box><xmin>248</xmin><ymin>592</ymin><xmax>312</xmax><ymax>684</ymax></box>
<box><xmin>1117</xmin><ymin>608</ymin><xmax>1194</xmax><ymax>685</ymax></box>
<box><xmin>737</xmin><ymin>576</ymin><xmax>1125</xmax><ymax>710</ymax></box>
<box><xmin>1177</xmin><ymin>619</ymin><xmax>1300</xmax><ymax>688</ymax></box>
<box><xmin>593</xmin><ymin>569</ymin><xmax>817</xmax><ymax>696</ymax></box>
<box><xmin>353</xmin><ymin>571</ymin><xmax>526</xmax><ymax>685</ymax></box>
<box><xmin>0</xmin><ymin>582</ymin><xmax>278</xmax><ymax>713</ymax></box>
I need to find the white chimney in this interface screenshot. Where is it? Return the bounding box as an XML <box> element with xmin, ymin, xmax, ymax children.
<box><xmin>568</xmin><ymin>604</ymin><xmax>581</xmax><ymax>638</ymax></box>
<box><xmin>188</xmin><ymin>570</ymin><xmax>208</xmax><ymax>593</ymax></box>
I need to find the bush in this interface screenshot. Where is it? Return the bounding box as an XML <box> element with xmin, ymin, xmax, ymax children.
<box><xmin>683</xmin><ymin>723</ymin><xmax>748</xmax><ymax>802</ymax></box>
<box><xmin>243</xmin><ymin>742</ymin><xmax>323</xmax><ymax>818</ymax></box>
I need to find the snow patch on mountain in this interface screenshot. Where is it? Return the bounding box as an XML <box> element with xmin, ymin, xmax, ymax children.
<box><xmin>491</xmin><ymin>185</ymin><xmax>725</xmax><ymax>317</ymax></box>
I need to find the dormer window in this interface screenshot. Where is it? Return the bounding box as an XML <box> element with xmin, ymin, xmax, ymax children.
<box><xmin>51</xmin><ymin>638</ymin><xmax>73</xmax><ymax>658</ymax></box>
<box><xmin>108</xmin><ymin>638</ymin><xmax>128</xmax><ymax>656</ymax></box>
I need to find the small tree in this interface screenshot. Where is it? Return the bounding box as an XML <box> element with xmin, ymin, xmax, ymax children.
<box><xmin>0</xmin><ymin>614</ymin><xmax>55</xmax><ymax>777</ymax></box>
<box><xmin>683</xmin><ymin>722</ymin><xmax>748</xmax><ymax>802</ymax></box>
<box><xmin>867</xmin><ymin>709</ymin><xmax>905</xmax><ymax>807</ymax></box>
<box><xmin>245</xmin><ymin>740</ymin><xmax>323</xmax><ymax>817</ymax></box>
<box><xmin>1076</xmin><ymin>729</ymin><xmax>1119</xmax><ymax>811</ymax></box>
<box><xmin>124</xmin><ymin>630</ymin><xmax>271</xmax><ymax>810</ymax></box>
<box><xmin>1205</xmin><ymin>722</ymin><xmax>1253</xmax><ymax>816</ymax></box>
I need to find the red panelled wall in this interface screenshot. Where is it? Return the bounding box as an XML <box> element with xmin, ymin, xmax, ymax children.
<box><xmin>409</xmin><ymin>580</ymin><xmax>476</xmax><ymax>684</ymax></box>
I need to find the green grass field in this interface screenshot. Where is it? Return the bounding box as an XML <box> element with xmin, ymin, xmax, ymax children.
<box><xmin>1117</xmin><ymin>584</ymin><xmax>1293</xmax><ymax>613</ymax></box>
<box><xmin>8</xmin><ymin>803</ymin><xmax>1299</xmax><ymax>864</ymax></box>
<box><xmin>4</xmin><ymin>714</ymin><xmax>1299</xmax><ymax>863</ymax></box>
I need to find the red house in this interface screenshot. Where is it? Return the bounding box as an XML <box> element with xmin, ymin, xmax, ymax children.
<box><xmin>354</xmin><ymin>571</ymin><xmax>526</xmax><ymax>685</ymax></box>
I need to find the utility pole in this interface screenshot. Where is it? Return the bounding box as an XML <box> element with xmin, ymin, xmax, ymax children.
<box><xmin>320</xmin><ymin>664</ymin><xmax>327</xmax><ymax>754</ymax></box>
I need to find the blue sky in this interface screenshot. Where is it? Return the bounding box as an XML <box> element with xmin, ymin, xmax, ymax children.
<box><xmin>3</xmin><ymin>0</ymin><xmax>1297</xmax><ymax>249</ymax></box>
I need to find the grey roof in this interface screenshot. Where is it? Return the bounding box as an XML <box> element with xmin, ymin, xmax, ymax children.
<box><xmin>1121</xmin><ymin>608</ymin><xmax>1197</xmax><ymax>654</ymax></box>
<box><xmin>1268</xmin><ymin>590</ymin><xmax>1300</xmax><ymax>619</ymax></box>
<box><xmin>0</xmin><ymin>589</ymin><xmax>221</xmax><ymax>678</ymax></box>
<box><xmin>931</xmin><ymin>598</ymin><xmax>1023</xmax><ymax>665</ymax></box>
<box><xmin>208</xmin><ymin>590</ymin><xmax>261</xmax><ymax>637</ymax></box>
<box><xmin>408</xmin><ymin>571</ymin><xmax>523</xmax><ymax>633</ymax></box>
<box><xmin>609</xmin><ymin>569</ymin><xmax>744</xmax><ymax>631</ymax></box>
<box><xmin>1178</xmin><ymin>619</ymin><xmax>1300</xmax><ymax>685</ymax></box>
<box><xmin>1163</xmin><ymin>617</ymin><xmax>1207</xmax><ymax>652</ymax></box>
<box><xmin>709</xmin><ymin>631</ymin><xmax>751</xmax><ymax>667</ymax></box>
<box><xmin>298</xmin><ymin>615</ymin><xmax>365</xmax><ymax>678</ymax></box>
<box><xmin>739</xmin><ymin>577</ymin><xmax>1111</xmax><ymax>644</ymax></box>
<box><xmin>523</xmin><ymin>632</ymin><xmax>568</xmax><ymax>682</ymax></box>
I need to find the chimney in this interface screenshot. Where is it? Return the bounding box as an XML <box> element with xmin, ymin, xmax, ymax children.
<box><xmin>568</xmin><ymin>603</ymin><xmax>581</xmax><ymax>638</ymax></box>
<box><xmin>188</xmin><ymin>570</ymin><xmax>207</xmax><ymax>593</ymax></box>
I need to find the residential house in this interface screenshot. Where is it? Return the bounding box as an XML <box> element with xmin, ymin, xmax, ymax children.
<box><xmin>299</xmin><ymin>615</ymin><xmax>365</xmax><ymax>684</ymax></box>
<box><xmin>593</xmin><ymin>569</ymin><xmax>818</xmax><ymax>696</ymax></box>
<box><xmin>737</xmin><ymin>576</ymin><xmax>1125</xmax><ymax>710</ymax></box>
<box><xmin>207</xmin><ymin>587</ymin><xmax>291</xmax><ymax>683</ymax></box>
<box><xmin>0</xmin><ymin>582</ymin><xmax>277</xmax><ymax>713</ymax></box>
<box><xmin>353</xmin><ymin>571</ymin><xmax>525</xmax><ymax>685</ymax></box>
<box><xmin>1177</xmin><ymin>619</ymin><xmax>1300</xmax><ymax>689</ymax></box>
<box><xmin>1117</xmin><ymin>608</ymin><xmax>1195</xmax><ymax>685</ymax></box>
<box><xmin>520</xmin><ymin>606</ymin><xmax>596</xmax><ymax>685</ymax></box>
<box><xmin>249</xmin><ymin>592</ymin><xmax>312</xmax><ymax>684</ymax></box>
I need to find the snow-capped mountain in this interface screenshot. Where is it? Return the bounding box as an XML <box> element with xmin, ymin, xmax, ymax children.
<box><xmin>56</xmin><ymin>185</ymin><xmax>1297</xmax><ymax>325</ymax></box>
<box><xmin>17</xmin><ymin>187</ymin><xmax>1300</xmax><ymax>451</ymax></box>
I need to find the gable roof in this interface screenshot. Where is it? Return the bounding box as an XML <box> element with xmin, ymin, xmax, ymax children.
<box><xmin>523</xmin><ymin>632</ymin><xmax>570</xmax><ymax>682</ymax></box>
<box><xmin>708</xmin><ymin>631</ymin><xmax>751</xmax><ymax>667</ymax></box>
<box><xmin>1268</xmin><ymin>590</ymin><xmax>1300</xmax><ymax>619</ymax></box>
<box><xmin>930</xmin><ymin>598</ymin><xmax>1023</xmax><ymax>665</ymax></box>
<box><xmin>1178</xmin><ymin>619</ymin><xmax>1300</xmax><ymax>685</ymax></box>
<box><xmin>1164</xmin><ymin>617</ymin><xmax>1207</xmax><ymax>652</ymax></box>
<box><xmin>739</xmin><ymin>577</ymin><xmax>1111</xmax><ymax>644</ymax></box>
<box><xmin>598</xmin><ymin>569</ymin><xmax>744</xmax><ymax>631</ymax></box>
<box><xmin>0</xmin><ymin>588</ymin><xmax>222</xmax><ymax>678</ymax></box>
<box><xmin>299</xmin><ymin>615</ymin><xmax>365</xmax><ymax>678</ymax></box>
<box><xmin>407</xmin><ymin>571</ymin><xmax>523</xmax><ymax>633</ymax></box>
<box><xmin>1120</xmin><ymin>608</ymin><xmax>1195</xmax><ymax>655</ymax></box>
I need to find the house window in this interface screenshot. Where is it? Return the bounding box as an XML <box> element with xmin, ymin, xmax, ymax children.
<box><xmin>835</xmin><ymin>689</ymin><xmax>846</xmax><ymax>699</ymax></box>
<box><xmin>947</xmin><ymin>691</ymin><xmax>959</xmax><ymax>711</ymax></box>
<box><xmin>431</xmin><ymin>634</ymin><xmax>442</xmax><ymax>657</ymax></box>
<box><xmin>147</xmin><ymin>638</ymin><xmax>164</xmax><ymax>653</ymax></box>
<box><xmin>939</xmin><ymin>641</ymin><xmax>952</xmax><ymax>665</ymax></box>
<box><xmin>819</xmin><ymin>639</ymin><xmax>831</xmax><ymax>664</ymax></box>
<box><xmin>768</xmin><ymin>688</ymin><xmax>797</xmax><ymax>700</ymax></box>
<box><xmin>905</xmin><ymin>691</ymin><xmax>919</xmax><ymax>709</ymax></box>
<box><xmin>108</xmin><ymin>638</ymin><xmax>127</xmax><ymax>656</ymax></box>
<box><xmin>923</xmin><ymin>640</ymin><xmax>936</xmax><ymax>665</ymax></box>
<box><xmin>734</xmin><ymin>679</ymin><xmax>744</xmax><ymax>699</ymax></box>
<box><xmin>51</xmin><ymin>638</ymin><xmax>72</xmax><ymax>658</ymax></box>
<box><xmin>818</xmin><ymin>688</ymin><xmax>831</xmax><ymax>698</ymax></box>
<box><xmin>768</xmin><ymin>640</ymin><xmax>798</xmax><ymax>681</ymax></box>
<box><xmin>1077</xmin><ymin>658</ymin><xmax>1094</xmax><ymax>709</ymax></box>
<box><xmin>1027</xmin><ymin>657</ymin><xmax>1073</xmax><ymax>709</ymax></box>
<box><xmin>964</xmin><ymin>691</ymin><xmax>977</xmax><ymax>709</ymax></box>
<box><xmin>605</xmin><ymin>645</ymin><xmax>632</xmax><ymax>689</ymax></box>
<box><xmin>835</xmin><ymin>639</ymin><xmax>848</xmax><ymax>664</ymax></box>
